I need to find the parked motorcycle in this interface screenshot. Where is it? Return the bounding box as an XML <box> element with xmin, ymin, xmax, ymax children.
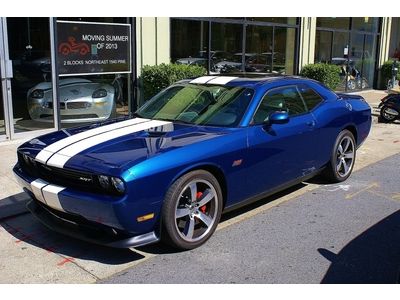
<box><xmin>378</xmin><ymin>93</ymin><xmax>400</xmax><ymax>123</ymax></box>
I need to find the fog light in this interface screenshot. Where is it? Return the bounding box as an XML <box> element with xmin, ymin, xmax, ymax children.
<box><xmin>111</xmin><ymin>177</ymin><xmax>125</xmax><ymax>194</ymax></box>
<box><xmin>42</xmin><ymin>102</ymin><xmax>51</xmax><ymax>109</ymax></box>
<box><xmin>94</xmin><ymin>100</ymin><xmax>107</xmax><ymax>107</ymax></box>
<box><xmin>98</xmin><ymin>175</ymin><xmax>110</xmax><ymax>188</ymax></box>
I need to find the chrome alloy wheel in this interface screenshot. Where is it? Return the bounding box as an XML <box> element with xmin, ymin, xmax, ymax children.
<box><xmin>174</xmin><ymin>179</ymin><xmax>218</xmax><ymax>242</ymax></box>
<box><xmin>336</xmin><ymin>136</ymin><xmax>355</xmax><ymax>178</ymax></box>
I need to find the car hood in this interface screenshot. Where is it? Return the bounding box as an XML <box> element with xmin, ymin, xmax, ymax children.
<box><xmin>19</xmin><ymin>117</ymin><xmax>231</xmax><ymax>175</ymax></box>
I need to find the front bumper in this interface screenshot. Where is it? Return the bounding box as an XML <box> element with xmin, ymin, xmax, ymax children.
<box><xmin>13</xmin><ymin>164</ymin><xmax>160</xmax><ymax>248</ymax></box>
<box><xmin>27</xmin><ymin>199</ymin><xmax>159</xmax><ymax>248</ymax></box>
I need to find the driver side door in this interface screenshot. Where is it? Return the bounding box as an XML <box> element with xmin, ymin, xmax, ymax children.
<box><xmin>244</xmin><ymin>85</ymin><xmax>319</xmax><ymax>198</ymax></box>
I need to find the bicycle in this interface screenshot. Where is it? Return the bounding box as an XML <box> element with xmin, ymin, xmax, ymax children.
<box><xmin>387</xmin><ymin>78</ymin><xmax>399</xmax><ymax>93</ymax></box>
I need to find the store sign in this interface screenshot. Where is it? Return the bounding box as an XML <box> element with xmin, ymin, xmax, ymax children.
<box><xmin>57</xmin><ymin>21</ymin><xmax>131</xmax><ymax>76</ymax></box>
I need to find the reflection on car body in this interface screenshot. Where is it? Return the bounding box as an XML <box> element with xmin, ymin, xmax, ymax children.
<box><xmin>176</xmin><ymin>50</ymin><xmax>227</xmax><ymax>69</ymax></box>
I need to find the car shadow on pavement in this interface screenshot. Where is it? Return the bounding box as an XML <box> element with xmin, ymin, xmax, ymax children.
<box><xmin>0</xmin><ymin>212</ymin><xmax>145</xmax><ymax>265</ymax></box>
<box><xmin>0</xmin><ymin>182</ymin><xmax>309</xmax><ymax>259</ymax></box>
<box><xmin>318</xmin><ymin>209</ymin><xmax>400</xmax><ymax>283</ymax></box>
<box><xmin>138</xmin><ymin>182</ymin><xmax>308</xmax><ymax>255</ymax></box>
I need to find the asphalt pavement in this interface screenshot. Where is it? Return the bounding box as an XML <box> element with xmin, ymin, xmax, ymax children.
<box><xmin>102</xmin><ymin>153</ymin><xmax>400</xmax><ymax>284</ymax></box>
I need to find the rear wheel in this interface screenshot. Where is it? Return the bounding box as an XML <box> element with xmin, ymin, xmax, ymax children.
<box><xmin>380</xmin><ymin>105</ymin><xmax>398</xmax><ymax>123</ymax></box>
<box><xmin>161</xmin><ymin>170</ymin><xmax>223</xmax><ymax>250</ymax></box>
<box><xmin>323</xmin><ymin>130</ymin><xmax>356</xmax><ymax>183</ymax></box>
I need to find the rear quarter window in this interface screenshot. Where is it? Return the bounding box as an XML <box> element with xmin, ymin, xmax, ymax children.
<box><xmin>298</xmin><ymin>85</ymin><xmax>324</xmax><ymax>111</ymax></box>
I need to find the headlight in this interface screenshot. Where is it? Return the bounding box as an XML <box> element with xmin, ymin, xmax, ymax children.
<box><xmin>21</xmin><ymin>153</ymin><xmax>37</xmax><ymax>167</ymax></box>
<box><xmin>111</xmin><ymin>177</ymin><xmax>125</xmax><ymax>194</ymax></box>
<box><xmin>98</xmin><ymin>175</ymin><xmax>110</xmax><ymax>188</ymax></box>
<box><xmin>97</xmin><ymin>175</ymin><xmax>125</xmax><ymax>195</ymax></box>
<box><xmin>30</xmin><ymin>89</ymin><xmax>44</xmax><ymax>99</ymax></box>
<box><xmin>22</xmin><ymin>153</ymin><xmax>30</xmax><ymax>164</ymax></box>
<box><xmin>92</xmin><ymin>89</ymin><xmax>107</xmax><ymax>98</ymax></box>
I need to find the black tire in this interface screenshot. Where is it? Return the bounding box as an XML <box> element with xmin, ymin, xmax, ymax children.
<box><xmin>322</xmin><ymin>130</ymin><xmax>356</xmax><ymax>183</ymax></box>
<box><xmin>161</xmin><ymin>170</ymin><xmax>223</xmax><ymax>250</ymax></box>
<box><xmin>380</xmin><ymin>105</ymin><xmax>397</xmax><ymax>123</ymax></box>
<box><xmin>108</xmin><ymin>99</ymin><xmax>117</xmax><ymax>120</ymax></box>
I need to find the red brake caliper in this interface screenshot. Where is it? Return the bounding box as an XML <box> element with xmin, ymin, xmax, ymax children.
<box><xmin>196</xmin><ymin>192</ymin><xmax>207</xmax><ymax>213</ymax></box>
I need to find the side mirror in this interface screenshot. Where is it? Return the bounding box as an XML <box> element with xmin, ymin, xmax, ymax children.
<box><xmin>268</xmin><ymin>111</ymin><xmax>289</xmax><ymax>125</ymax></box>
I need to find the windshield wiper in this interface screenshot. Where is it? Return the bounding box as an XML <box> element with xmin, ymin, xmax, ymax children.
<box><xmin>172</xmin><ymin>119</ymin><xmax>194</xmax><ymax>125</ymax></box>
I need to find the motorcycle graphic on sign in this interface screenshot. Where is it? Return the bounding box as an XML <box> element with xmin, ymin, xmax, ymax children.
<box><xmin>58</xmin><ymin>37</ymin><xmax>90</xmax><ymax>56</ymax></box>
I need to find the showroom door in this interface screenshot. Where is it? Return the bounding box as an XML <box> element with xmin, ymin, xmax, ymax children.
<box><xmin>1</xmin><ymin>17</ymin><xmax>57</xmax><ymax>141</ymax></box>
<box><xmin>5</xmin><ymin>17</ymin><xmax>55</xmax><ymax>139</ymax></box>
<box><xmin>0</xmin><ymin>18</ymin><xmax>13</xmax><ymax>141</ymax></box>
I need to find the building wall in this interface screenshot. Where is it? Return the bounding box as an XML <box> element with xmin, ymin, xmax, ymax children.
<box><xmin>298</xmin><ymin>17</ymin><xmax>316</xmax><ymax>71</ymax></box>
<box><xmin>135</xmin><ymin>17</ymin><xmax>170</xmax><ymax>76</ymax></box>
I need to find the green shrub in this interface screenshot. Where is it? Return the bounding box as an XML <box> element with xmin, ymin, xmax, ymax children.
<box><xmin>380</xmin><ymin>60</ymin><xmax>400</xmax><ymax>89</ymax></box>
<box><xmin>300</xmin><ymin>63</ymin><xmax>341</xmax><ymax>90</ymax></box>
<box><xmin>141</xmin><ymin>63</ymin><xmax>207</xmax><ymax>100</ymax></box>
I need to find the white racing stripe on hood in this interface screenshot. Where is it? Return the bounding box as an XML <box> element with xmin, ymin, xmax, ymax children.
<box><xmin>36</xmin><ymin>117</ymin><xmax>151</xmax><ymax>164</ymax></box>
<box><xmin>46</xmin><ymin>119</ymin><xmax>172</xmax><ymax>168</ymax></box>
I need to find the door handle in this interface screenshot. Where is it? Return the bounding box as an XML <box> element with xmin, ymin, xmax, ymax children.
<box><xmin>306</xmin><ymin>120</ymin><xmax>316</xmax><ymax>127</ymax></box>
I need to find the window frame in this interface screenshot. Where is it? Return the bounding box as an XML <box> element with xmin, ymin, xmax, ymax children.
<box><xmin>296</xmin><ymin>84</ymin><xmax>325</xmax><ymax>112</ymax></box>
<box><xmin>250</xmin><ymin>85</ymin><xmax>309</xmax><ymax>126</ymax></box>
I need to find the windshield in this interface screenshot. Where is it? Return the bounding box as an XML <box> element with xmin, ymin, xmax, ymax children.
<box><xmin>137</xmin><ymin>84</ymin><xmax>254</xmax><ymax>127</ymax></box>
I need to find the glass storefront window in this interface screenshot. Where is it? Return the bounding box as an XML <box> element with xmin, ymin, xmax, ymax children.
<box><xmin>56</xmin><ymin>18</ymin><xmax>132</xmax><ymax>129</ymax></box>
<box><xmin>247</xmin><ymin>18</ymin><xmax>298</xmax><ymax>25</ymax></box>
<box><xmin>317</xmin><ymin>18</ymin><xmax>350</xmax><ymax>30</ymax></box>
<box><xmin>170</xmin><ymin>19</ymin><xmax>209</xmax><ymax>69</ymax></box>
<box><xmin>352</xmin><ymin>18</ymin><xmax>379</xmax><ymax>33</ymax></box>
<box><xmin>350</xmin><ymin>33</ymin><xmax>377</xmax><ymax>89</ymax></box>
<box><xmin>7</xmin><ymin>17</ymin><xmax>54</xmax><ymax>133</ymax></box>
<box><xmin>315</xmin><ymin>31</ymin><xmax>333</xmax><ymax>63</ymax></box>
<box><xmin>332</xmin><ymin>32</ymin><xmax>350</xmax><ymax>58</ymax></box>
<box><xmin>274</xmin><ymin>27</ymin><xmax>296</xmax><ymax>74</ymax></box>
<box><xmin>389</xmin><ymin>17</ymin><xmax>400</xmax><ymax>59</ymax></box>
<box><xmin>245</xmin><ymin>25</ymin><xmax>273</xmax><ymax>73</ymax></box>
<box><xmin>315</xmin><ymin>17</ymin><xmax>380</xmax><ymax>91</ymax></box>
<box><xmin>55</xmin><ymin>73</ymin><xmax>128</xmax><ymax>129</ymax></box>
<box><xmin>171</xmin><ymin>18</ymin><xmax>299</xmax><ymax>76</ymax></box>
<box><xmin>210</xmin><ymin>22</ymin><xmax>243</xmax><ymax>74</ymax></box>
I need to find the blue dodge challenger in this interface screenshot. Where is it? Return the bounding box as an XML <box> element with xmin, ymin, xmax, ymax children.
<box><xmin>13</xmin><ymin>75</ymin><xmax>372</xmax><ymax>250</ymax></box>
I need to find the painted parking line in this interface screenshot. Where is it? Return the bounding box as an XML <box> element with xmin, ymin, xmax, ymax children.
<box><xmin>345</xmin><ymin>182</ymin><xmax>379</xmax><ymax>199</ymax></box>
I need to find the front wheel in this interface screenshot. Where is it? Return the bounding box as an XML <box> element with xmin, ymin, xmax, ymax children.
<box><xmin>322</xmin><ymin>130</ymin><xmax>356</xmax><ymax>183</ymax></box>
<box><xmin>161</xmin><ymin>170</ymin><xmax>223</xmax><ymax>250</ymax></box>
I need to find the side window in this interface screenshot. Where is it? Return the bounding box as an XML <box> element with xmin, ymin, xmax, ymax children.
<box><xmin>298</xmin><ymin>84</ymin><xmax>324</xmax><ymax>111</ymax></box>
<box><xmin>252</xmin><ymin>86</ymin><xmax>307</xmax><ymax>124</ymax></box>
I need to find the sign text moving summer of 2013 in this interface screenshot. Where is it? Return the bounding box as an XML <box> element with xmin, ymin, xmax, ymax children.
<box><xmin>57</xmin><ymin>21</ymin><xmax>132</xmax><ymax>76</ymax></box>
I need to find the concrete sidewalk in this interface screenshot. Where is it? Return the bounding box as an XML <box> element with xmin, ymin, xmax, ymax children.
<box><xmin>0</xmin><ymin>89</ymin><xmax>396</xmax><ymax>221</ymax></box>
<box><xmin>0</xmin><ymin>138</ymin><xmax>30</xmax><ymax>219</ymax></box>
